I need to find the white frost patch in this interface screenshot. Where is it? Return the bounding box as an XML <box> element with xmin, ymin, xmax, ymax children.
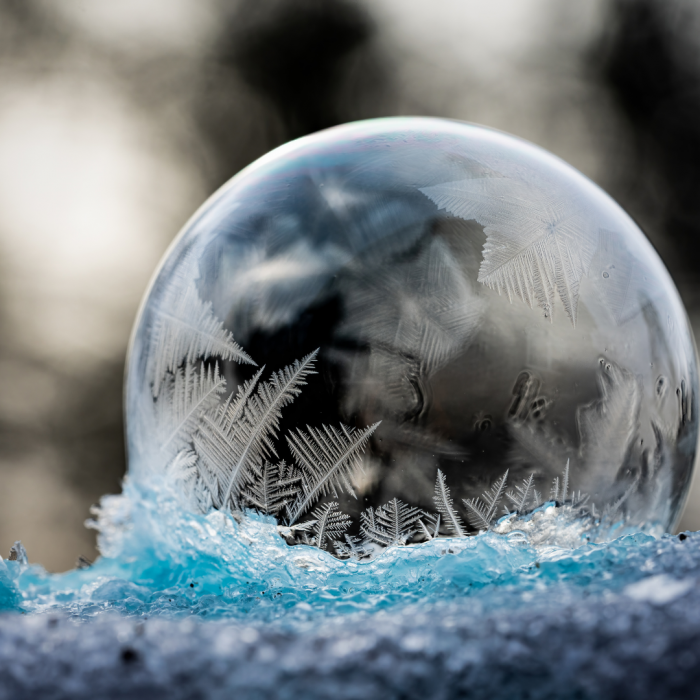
<box><xmin>493</xmin><ymin>502</ymin><xmax>596</xmax><ymax>550</ymax></box>
<box><xmin>624</xmin><ymin>575</ymin><xmax>694</xmax><ymax>605</ymax></box>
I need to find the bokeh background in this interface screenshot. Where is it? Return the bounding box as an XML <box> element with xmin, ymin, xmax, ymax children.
<box><xmin>1</xmin><ymin>0</ymin><xmax>700</xmax><ymax>571</ymax></box>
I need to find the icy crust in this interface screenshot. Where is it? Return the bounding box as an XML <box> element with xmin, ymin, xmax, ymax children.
<box><xmin>2</xmin><ymin>488</ymin><xmax>700</xmax><ymax>698</ymax></box>
<box><xmin>1</xmin><ymin>534</ymin><xmax>700</xmax><ymax>699</ymax></box>
<box><xmin>0</xmin><ymin>482</ymin><xmax>692</xmax><ymax>623</ymax></box>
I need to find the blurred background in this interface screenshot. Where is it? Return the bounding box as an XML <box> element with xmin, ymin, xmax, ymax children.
<box><xmin>1</xmin><ymin>0</ymin><xmax>700</xmax><ymax>571</ymax></box>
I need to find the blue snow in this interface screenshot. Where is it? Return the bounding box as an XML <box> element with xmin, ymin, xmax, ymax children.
<box><xmin>1</xmin><ymin>481</ymin><xmax>700</xmax><ymax>699</ymax></box>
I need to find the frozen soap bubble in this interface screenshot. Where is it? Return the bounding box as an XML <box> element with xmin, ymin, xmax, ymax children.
<box><xmin>126</xmin><ymin>117</ymin><xmax>698</xmax><ymax>556</ymax></box>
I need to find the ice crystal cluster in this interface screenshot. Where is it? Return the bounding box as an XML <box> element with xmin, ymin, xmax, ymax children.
<box><xmin>126</xmin><ymin>117</ymin><xmax>699</xmax><ymax>557</ymax></box>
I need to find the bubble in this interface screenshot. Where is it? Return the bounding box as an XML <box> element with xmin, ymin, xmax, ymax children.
<box><xmin>126</xmin><ymin>117</ymin><xmax>699</xmax><ymax>556</ymax></box>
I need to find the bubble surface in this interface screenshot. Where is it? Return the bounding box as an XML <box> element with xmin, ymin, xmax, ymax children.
<box><xmin>126</xmin><ymin>117</ymin><xmax>699</xmax><ymax>553</ymax></box>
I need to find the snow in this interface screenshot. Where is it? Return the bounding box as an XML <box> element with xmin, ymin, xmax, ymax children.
<box><xmin>1</xmin><ymin>482</ymin><xmax>699</xmax><ymax>698</ymax></box>
<box><xmin>624</xmin><ymin>574</ymin><xmax>695</xmax><ymax>606</ymax></box>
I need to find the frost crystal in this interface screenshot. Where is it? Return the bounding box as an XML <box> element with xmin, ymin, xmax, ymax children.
<box><xmin>242</xmin><ymin>461</ymin><xmax>300</xmax><ymax>516</ymax></box>
<box><xmin>157</xmin><ymin>362</ymin><xmax>226</xmax><ymax>458</ymax></box>
<box><xmin>286</xmin><ymin>422</ymin><xmax>380</xmax><ymax>524</ymax></box>
<box><xmin>464</xmin><ymin>471</ymin><xmax>509</xmax><ymax>531</ymax></box>
<box><xmin>506</xmin><ymin>473</ymin><xmax>535</xmax><ymax>513</ymax></box>
<box><xmin>420</xmin><ymin>177</ymin><xmax>599</xmax><ymax>324</ymax></box>
<box><xmin>433</xmin><ymin>469</ymin><xmax>466</xmax><ymax>537</ymax></box>
<box><xmin>195</xmin><ymin>352</ymin><xmax>317</xmax><ymax>510</ymax></box>
<box><xmin>297</xmin><ymin>502</ymin><xmax>352</xmax><ymax>551</ymax></box>
<box><xmin>360</xmin><ymin>498</ymin><xmax>424</xmax><ymax>547</ymax></box>
<box><xmin>149</xmin><ymin>252</ymin><xmax>254</xmax><ymax>395</ymax></box>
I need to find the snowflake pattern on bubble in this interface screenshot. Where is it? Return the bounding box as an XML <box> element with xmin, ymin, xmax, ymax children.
<box><xmin>126</xmin><ymin>117</ymin><xmax>699</xmax><ymax>557</ymax></box>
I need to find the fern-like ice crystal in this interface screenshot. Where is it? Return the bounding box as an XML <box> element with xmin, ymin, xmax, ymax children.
<box><xmin>193</xmin><ymin>351</ymin><xmax>317</xmax><ymax>510</ymax></box>
<box><xmin>550</xmin><ymin>459</ymin><xmax>570</xmax><ymax>503</ymax></box>
<box><xmin>463</xmin><ymin>470</ymin><xmax>509</xmax><ymax>530</ymax></box>
<box><xmin>418</xmin><ymin>513</ymin><xmax>441</xmax><ymax>541</ymax></box>
<box><xmin>334</xmin><ymin>534</ymin><xmax>371</xmax><ymax>560</ymax></box>
<box><xmin>433</xmin><ymin>469</ymin><xmax>466</xmax><ymax>537</ymax></box>
<box><xmin>241</xmin><ymin>460</ymin><xmax>300</xmax><ymax>516</ymax></box>
<box><xmin>420</xmin><ymin>177</ymin><xmax>600</xmax><ymax>325</ymax></box>
<box><xmin>296</xmin><ymin>502</ymin><xmax>352</xmax><ymax>551</ymax></box>
<box><xmin>360</xmin><ymin>498</ymin><xmax>424</xmax><ymax>547</ymax></box>
<box><xmin>149</xmin><ymin>251</ymin><xmax>254</xmax><ymax>395</ymax></box>
<box><xmin>156</xmin><ymin>362</ymin><xmax>226</xmax><ymax>458</ymax></box>
<box><xmin>506</xmin><ymin>473</ymin><xmax>535</xmax><ymax>514</ymax></box>
<box><xmin>286</xmin><ymin>421</ymin><xmax>380</xmax><ymax>524</ymax></box>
